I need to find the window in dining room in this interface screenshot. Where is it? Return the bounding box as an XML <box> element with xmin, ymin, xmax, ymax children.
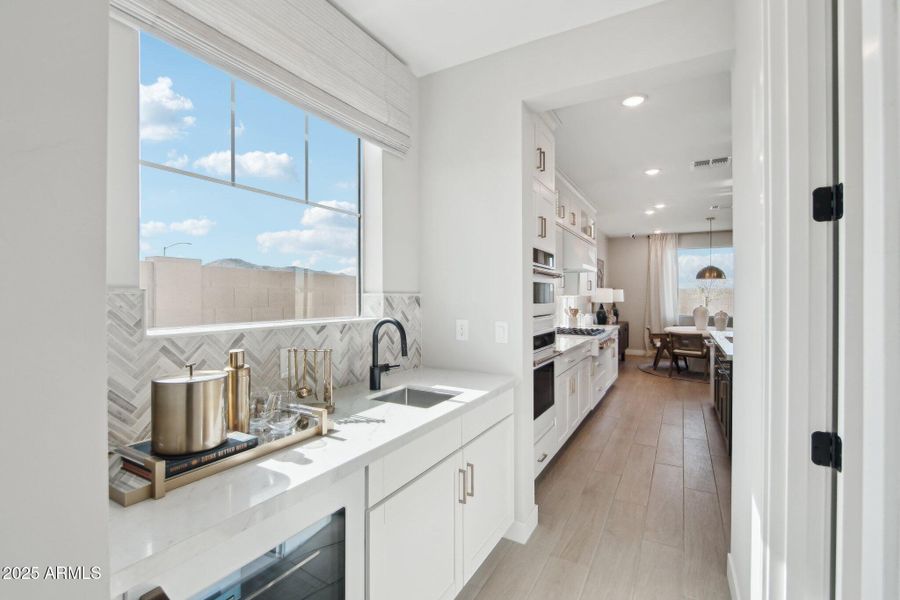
<box><xmin>677</xmin><ymin>246</ymin><xmax>734</xmax><ymax>316</ymax></box>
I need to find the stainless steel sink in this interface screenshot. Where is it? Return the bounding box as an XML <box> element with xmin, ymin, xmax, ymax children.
<box><xmin>372</xmin><ymin>386</ymin><xmax>460</xmax><ymax>408</ymax></box>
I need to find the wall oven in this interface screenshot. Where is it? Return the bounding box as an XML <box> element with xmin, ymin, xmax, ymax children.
<box><xmin>533</xmin><ymin>315</ymin><xmax>559</xmax><ymax>422</ymax></box>
<box><xmin>533</xmin><ymin>249</ymin><xmax>562</xmax><ymax>317</ymax></box>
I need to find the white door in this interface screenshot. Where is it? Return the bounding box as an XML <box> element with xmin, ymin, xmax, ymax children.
<box><xmin>368</xmin><ymin>451</ymin><xmax>463</xmax><ymax>600</ymax></box>
<box><xmin>534</xmin><ymin>119</ymin><xmax>555</xmax><ymax>190</ymax></box>
<box><xmin>567</xmin><ymin>366</ymin><xmax>580</xmax><ymax>430</ymax></box>
<box><xmin>461</xmin><ymin>417</ymin><xmax>514</xmax><ymax>580</ymax></box>
<box><xmin>533</xmin><ymin>182</ymin><xmax>556</xmax><ymax>254</ymax></box>
<box><xmin>577</xmin><ymin>360</ymin><xmax>591</xmax><ymax>418</ymax></box>
<box><xmin>555</xmin><ymin>371</ymin><xmax>570</xmax><ymax>445</ymax></box>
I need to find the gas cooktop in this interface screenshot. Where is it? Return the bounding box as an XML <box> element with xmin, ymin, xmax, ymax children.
<box><xmin>556</xmin><ymin>327</ymin><xmax>607</xmax><ymax>337</ymax></box>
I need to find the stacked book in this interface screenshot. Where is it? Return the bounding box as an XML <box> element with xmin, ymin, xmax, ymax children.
<box><xmin>116</xmin><ymin>432</ymin><xmax>259</xmax><ymax>480</ymax></box>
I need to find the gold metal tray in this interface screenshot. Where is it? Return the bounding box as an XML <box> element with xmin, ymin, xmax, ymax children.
<box><xmin>109</xmin><ymin>405</ymin><xmax>329</xmax><ymax>507</ymax></box>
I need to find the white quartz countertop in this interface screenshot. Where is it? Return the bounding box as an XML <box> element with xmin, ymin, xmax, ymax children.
<box><xmin>108</xmin><ymin>367</ymin><xmax>515</xmax><ymax>594</ymax></box>
<box><xmin>555</xmin><ymin>326</ymin><xmax>618</xmax><ymax>353</ymax></box>
<box><xmin>710</xmin><ymin>331</ymin><xmax>734</xmax><ymax>360</ymax></box>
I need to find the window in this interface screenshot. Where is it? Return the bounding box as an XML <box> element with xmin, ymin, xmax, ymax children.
<box><xmin>677</xmin><ymin>247</ymin><xmax>734</xmax><ymax>316</ymax></box>
<box><xmin>138</xmin><ymin>33</ymin><xmax>361</xmax><ymax>329</ymax></box>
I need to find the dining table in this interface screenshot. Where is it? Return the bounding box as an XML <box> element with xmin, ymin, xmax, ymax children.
<box><xmin>664</xmin><ymin>325</ymin><xmax>733</xmax><ymax>336</ymax></box>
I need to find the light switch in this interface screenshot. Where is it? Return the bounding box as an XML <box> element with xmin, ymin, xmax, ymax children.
<box><xmin>455</xmin><ymin>319</ymin><xmax>469</xmax><ymax>341</ymax></box>
<box><xmin>495</xmin><ymin>321</ymin><xmax>509</xmax><ymax>344</ymax></box>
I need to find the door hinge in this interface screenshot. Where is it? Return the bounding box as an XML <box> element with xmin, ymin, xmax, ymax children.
<box><xmin>811</xmin><ymin>431</ymin><xmax>842</xmax><ymax>471</ymax></box>
<box><xmin>812</xmin><ymin>182</ymin><xmax>843</xmax><ymax>221</ymax></box>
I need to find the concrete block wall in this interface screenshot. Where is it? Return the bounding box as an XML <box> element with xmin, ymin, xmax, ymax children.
<box><xmin>141</xmin><ymin>257</ymin><xmax>358</xmax><ymax>328</ymax></box>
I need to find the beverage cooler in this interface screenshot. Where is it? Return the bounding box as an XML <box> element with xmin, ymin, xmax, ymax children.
<box><xmin>191</xmin><ymin>509</ymin><xmax>345</xmax><ymax>599</ymax></box>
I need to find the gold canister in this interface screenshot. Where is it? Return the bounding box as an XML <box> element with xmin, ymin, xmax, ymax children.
<box><xmin>151</xmin><ymin>363</ymin><xmax>227</xmax><ymax>456</ymax></box>
<box><xmin>225</xmin><ymin>349</ymin><xmax>251</xmax><ymax>433</ymax></box>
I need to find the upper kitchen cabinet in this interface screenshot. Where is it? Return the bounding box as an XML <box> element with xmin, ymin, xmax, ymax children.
<box><xmin>533</xmin><ymin>115</ymin><xmax>557</xmax><ymax>191</ymax></box>
<box><xmin>556</xmin><ymin>171</ymin><xmax>597</xmax><ymax>242</ymax></box>
<box><xmin>532</xmin><ymin>181</ymin><xmax>557</xmax><ymax>254</ymax></box>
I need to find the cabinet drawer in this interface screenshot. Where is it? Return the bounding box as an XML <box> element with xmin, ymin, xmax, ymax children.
<box><xmin>558</xmin><ymin>348</ymin><xmax>589</xmax><ymax>375</ymax></box>
<box><xmin>461</xmin><ymin>390</ymin><xmax>513</xmax><ymax>445</ymax></box>
<box><xmin>368</xmin><ymin>417</ymin><xmax>462</xmax><ymax>506</ymax></box>
<box><xmin>533</xmin><ymin>421</ymin><xmax>557</xmax><ymax>478</ymax></box>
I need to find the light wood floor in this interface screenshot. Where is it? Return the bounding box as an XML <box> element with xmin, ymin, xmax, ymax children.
<box><xmin>459</xmin><ymin>357</ymin><xmax>732</xmax><ymax>600</ymax></box>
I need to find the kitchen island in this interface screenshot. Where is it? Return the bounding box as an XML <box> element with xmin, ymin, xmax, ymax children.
<box><xmin>108</xmin><ymin>367</ymin><xmax>516</xmax><ymax>599</ymax></box>
<box><xmin>709</xmin><ymin>330</ymin><xmax>734</xmax><ymax>455</ymax></box>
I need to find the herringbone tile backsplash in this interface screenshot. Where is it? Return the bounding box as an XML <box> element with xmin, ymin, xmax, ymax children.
<box><xmin>107</xmin><ymin>288</ymin><xmax>421</xmax><ymax>450</ymax></box>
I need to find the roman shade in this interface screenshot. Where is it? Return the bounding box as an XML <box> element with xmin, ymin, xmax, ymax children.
<box><xmin>111</xmin><ymin>0</ymin><xmax>414</xmax><ymax>155</ymax></box>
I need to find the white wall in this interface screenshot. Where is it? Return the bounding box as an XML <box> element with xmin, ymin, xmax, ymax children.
<box><xmin>418</xmin><ymin>0</ymin><xmax>733</xmax><ymax>535</ymax></box>
<box><xmin>0</xmin><ymin>1</ymin><xmax>111</xmax><ymax>598</ymax></box>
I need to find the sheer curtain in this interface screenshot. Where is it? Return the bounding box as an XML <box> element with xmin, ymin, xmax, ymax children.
<box><xmin>644</xmin><ymin>234</ymin><xmax>680</xmax><ymax>348</ymax></box>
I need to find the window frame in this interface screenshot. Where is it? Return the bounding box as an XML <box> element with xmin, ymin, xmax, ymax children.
<box><xmin>138</xmin><ymin>33</ymin><xmax>364</xmax><ymax>333</ymax></box>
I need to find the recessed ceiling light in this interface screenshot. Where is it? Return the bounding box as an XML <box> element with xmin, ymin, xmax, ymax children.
<box><xmin>653</xmin><ymin>229</ymin><xmax>663</xmax><ymax>234</ymax></box>
<box><xmin>644</xmin><ymin>168</ymin><xmax>661</xmax><ymax>176</ymax></box>
<box><xmin>622</xmin><ymin>94</ymin><xmax>647</xmax><ymax>108</ymax></box>
<box><xmin>644</xmin><ymin>209</ymin><xmax>655</xmax><ymax>215</ymax></box>
<box><xmin>654</xmin><ymin>203</ymin><xmax>666</xmax><ymax>209</ymax></box>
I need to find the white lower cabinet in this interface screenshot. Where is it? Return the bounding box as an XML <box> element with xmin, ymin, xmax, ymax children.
<box><xmin>577</xmin><ymin>360</ymin><xmax>591</xmax><ymax>419</ymax></box>
<box><xmin>368</xmin><ymin>415</ymin><xmax>514</xmax><ymax>600</ymax></box>
<box><xmin>369</xmin><ymin>452</ymin><xmax>463</xmax><ymax>600</ymax></box>
<box><xmin>461</xmin><ymin>416</ymin><xmax>514</xmax><ymax>579</ymax></box>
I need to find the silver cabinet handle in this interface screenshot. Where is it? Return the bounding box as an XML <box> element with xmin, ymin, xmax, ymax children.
<box><xmin>537</xmin><ymin>453</ymin><xmax>548</xmax><ymax>463</ymax></box>
<box><xmin>537</xmin><ymin>147</ymin><xmax>543</xmax><ymax>170</ymax></box>
<box><xmin>458</xmin><ymin>468</ymin><xmax>467</xmax><ymax>504</ymax></box>
<box><xmin>570</xmin><ymin>212</ymin><xmax>576</xmax><ymax>225</ymax></box>
<box><xmin>587</xmin><ymin>279</ymin><xmax>592</xmax><ymax>290</ymax></box>
<box><xmin>537</xmin><ymin>147</ymin><xmax>546</xmax><ymax>172</ymax></box>
<box><xmin>466</xmin><ymin>462</ymin><xmax>475</xmax><ymax>497</ymax></box>
<box><xmin>559</xmin><ymin>203</ymin><xmax>566</xmax><ymax>219</ymax></box>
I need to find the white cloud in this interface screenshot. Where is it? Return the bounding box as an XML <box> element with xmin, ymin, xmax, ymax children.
<box><xmin>163</xmin><ymin>149</ymin><xmax>189</xmax><ymax>169</ymax></box>
<box><xmin>334</xmin><ymin>180</ymin><xmax>356</xmax><ymax>191</ymax></box>
<box><xmin>140</xmin><ymin>241</ymin><xmax>153</xmax><ymax>253</ymax></box>
<box><xmin>194</xmin><ymin>150</ymin><xmax>295</xmax><ymax>180</ymax></box>
<box><xmin>140</xmin><ymin>218</ymin><xmax>215</xmax><ymax>237</ymax></box>
<box><xmin>140</xmin><ymin>221</ymin><xmax>168</xmax><ymax>237</ymax></box>
<box><xmin>235</xmin><ymin>120</ymin><xmax>245</xmax><ymax>137</ymax></box>
<box><xmin>140</xmin><ymin>77</ymin><xmax>195</xmax><ymax>141</ymax></box>
<box><xmin>257</xmin><ymin>227</ymin><xmax>356</xmax><ymax>256</ymax></box>
<box><xmin>301</xmin><ymin>200</ymin><xmax>357</xmax><ymax>228</ymax></box>
<box><xmin>170</xmin><ymin>218</ymin><xmax>215</xmax><ymax>236</ymax></box>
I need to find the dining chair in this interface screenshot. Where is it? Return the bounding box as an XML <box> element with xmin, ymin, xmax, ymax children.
<box><xmin>668</xmin><ymin>333</ymin><xmax>710</xmax><ymax>379</ymax></box>
<box><xmin>646</xmin><ymin>327</ymin><xmax>674</xmax><ymax>371</ymax></box>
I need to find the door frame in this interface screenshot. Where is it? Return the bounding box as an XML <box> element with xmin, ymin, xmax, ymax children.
<box><xmin>835</xmin><ymin>0</ymin><xmax>900</xmax><ymax>598</ymax></box>
<box><xmin>733</xmin><ymin>0</ymin><xmax>899</xmax><ymax>598</ymax></box>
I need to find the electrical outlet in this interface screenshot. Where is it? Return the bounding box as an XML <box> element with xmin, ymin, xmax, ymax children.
<box><xmin>455</xmin><ymin>319</ymin><xmax>469</xmax><ymax>341</ymax></box>
<box><xmin>495</xmin><ymin>321</ymin><xmax>509</xmax><ymax>344</ymax></box>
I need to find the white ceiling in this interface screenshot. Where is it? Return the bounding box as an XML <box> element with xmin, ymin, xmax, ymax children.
<box><xmin>329</xmin><ymin>0</ymin><xmax>666</xmax><ymax>76</ymax></box>
<box><xmin>554</xmin><ymin>72</ymin><xmax>733</xmax><ymax>237</ymax></box>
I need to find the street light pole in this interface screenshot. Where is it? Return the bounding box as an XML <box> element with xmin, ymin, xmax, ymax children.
<box><xmin>162</xmin><ymin>242</ymin><xmax>192</xmax><ymax>257</ymax></box>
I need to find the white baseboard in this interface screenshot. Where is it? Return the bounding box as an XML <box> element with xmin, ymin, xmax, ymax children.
<box><xmin>625</xmin><ymin>349</ymin><xmax>651</xmax><ymax>357</ymax></box>
<box><xmin>504</xmin><ymin>504</ymin><xmax>538</xmax><ymax>544</ymax></box>
<box><xmin>727</xmin><ymin>552</ymin><xmax>741</xmax><ymax>600</ymax></box>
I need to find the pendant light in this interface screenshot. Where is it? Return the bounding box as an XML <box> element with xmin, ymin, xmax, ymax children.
<box><xmin>696</xmin><ymin>217</ymin><xmax>726</xmax><ymax>280</ymax></box>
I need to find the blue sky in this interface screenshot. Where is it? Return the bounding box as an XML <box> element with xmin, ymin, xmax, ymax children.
<box><xmin>138</xmin><ymin>33</ymin><xmax>359</xmax><ymax>274</ymax></box>
<box><xmin>677</xmin><ymin>247</ymin><xmax>734</xmax><ymax>288</ymax></box>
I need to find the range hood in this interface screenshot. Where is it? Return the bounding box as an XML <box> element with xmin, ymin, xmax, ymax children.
<box><xmin>562</xmin><ymin>229</ymin><xmax>597</xmax><ymax>273</ymax></box>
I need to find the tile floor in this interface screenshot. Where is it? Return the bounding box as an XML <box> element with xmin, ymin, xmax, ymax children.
<box><xmin>459</xmin><ymin>357</ymin><xmax>732</xmax><ymax>600</ymax></box>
